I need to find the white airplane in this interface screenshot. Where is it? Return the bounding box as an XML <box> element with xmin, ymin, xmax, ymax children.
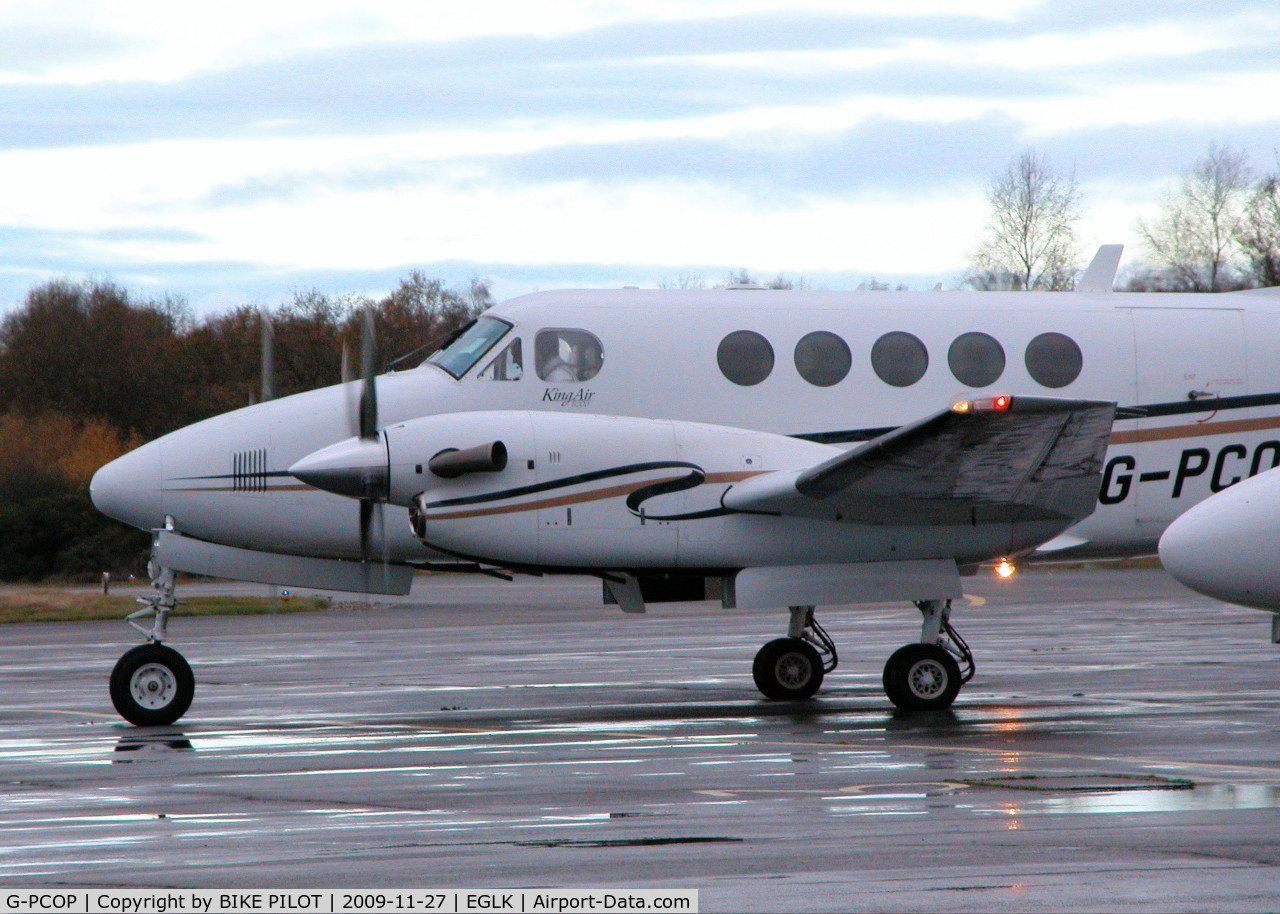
<box><xmin>89</xmin><ymin>245</ymin><xmax>1280</xmax><ymax>726</ymax></box>
<box><xmin>1160</xmin><ymin>463</ymin><xmax>1280</xmax><ymax>643</ymax></box>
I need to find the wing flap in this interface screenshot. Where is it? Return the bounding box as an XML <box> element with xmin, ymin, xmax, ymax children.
<box><xmin>724</xmin><ymin>397</ymin><xmax>1116</xmax><ymax>526</ymax></box>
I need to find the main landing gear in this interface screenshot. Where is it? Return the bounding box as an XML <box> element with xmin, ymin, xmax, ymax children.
<box><xmin>752</xmin><ymin>599</ymin><xmax>975</xmax><ymax>710</ymax></box>
<box><xmin>752</xmin><ymin>606</ymin><xmax>838</xmax><ymax>700</ymax></box>
<box><xmin>882</xmin><ymin>599</ymin><xmax>975</xmax><ymax>710</ymax></box>
<box><xmin>109</xmin><ymin>563</ymin><xmax>195</xmax><ymax>726</ymax></box>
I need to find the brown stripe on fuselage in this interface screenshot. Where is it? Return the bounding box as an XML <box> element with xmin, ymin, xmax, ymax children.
<box><xmin>1109</xmin><ymin>414</ymin><xmax>1280</xmax><ymax>445</ymax></box>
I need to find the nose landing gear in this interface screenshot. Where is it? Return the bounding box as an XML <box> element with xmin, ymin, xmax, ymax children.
<box><xmin>109</xmin><ymin>562</ymin><xmax>195</xmax><ymax>726</ymax></box>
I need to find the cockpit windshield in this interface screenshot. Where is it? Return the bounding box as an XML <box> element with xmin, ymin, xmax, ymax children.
<box><xmin>426</xmin><ymin>317</ymin><xmax>512</xmax><ymax>379</ymax></box>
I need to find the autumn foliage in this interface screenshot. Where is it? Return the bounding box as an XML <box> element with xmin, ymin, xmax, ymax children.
<box><xmin>0</xmin><ymin>273</ymin><xmax>488</xmax><ymax>581</ymax></box>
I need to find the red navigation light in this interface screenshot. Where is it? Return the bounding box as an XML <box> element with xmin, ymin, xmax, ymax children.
<box><xmin>969</xmin><ymin>395</ymin><xmax>1013</xmax><ymax>412</ymax></box>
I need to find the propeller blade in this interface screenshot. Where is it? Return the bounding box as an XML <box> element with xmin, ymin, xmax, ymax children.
<box><xmin>341</xmin><ymin>340</ymin><xmax>353</xmax><ymax>385</ymax></box>
<box><xmin>358</xmin><ymin>307</ymin><xmax>378</xmax><ymax>440</ymax></box>
<box><xmin>358</xmin><ymin>499</ymin><xmax>391</xmax><ymax>593</ymax></box>
<box><xmin>359</xmin><ymin>499</ymin><xmax>374</xmax><ymax>564</ymax></box>
<box><xmin>260</xmin><ymin>312</ymin><xmax>276</xmax><ymax>403</ymax></box>
<box><xmin>351</xmin><ymin>307</ymin><xmax>385</xmax><ymax>592</ymax></box>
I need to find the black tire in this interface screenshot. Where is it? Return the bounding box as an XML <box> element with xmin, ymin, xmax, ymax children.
<box><xmin>883</xmin><ymin>642</ymin><xmax>961</xmax><ymax>710</ymax></box>
<box><xmin>752</xmin><ymin>637</ymin><xmax>824</xmax><ymax>700</ymax></box>
<box><xmin>109</xmin><ymin>644</ymin><xmax>195</xmax><ymax>726</ymax></box>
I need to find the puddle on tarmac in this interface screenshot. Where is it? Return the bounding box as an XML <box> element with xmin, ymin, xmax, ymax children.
<box><xmin>819</xmin><ymin>776</ymin><xmax>1280</xmax><ymax>818</ymax></box>
<box><xmin>953</xmin><ymin>780</ymin><xmax>1280</xmax><ymax>817</ymax></box>
<box><xmin>1029</xmin><ymin>783</ymin><xmax>1280</xmax><ymax>814</ymax></box>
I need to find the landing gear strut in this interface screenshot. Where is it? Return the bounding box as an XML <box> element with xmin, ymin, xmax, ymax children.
<box><xmin>753</xmin><ymin>606</ymin><xmax>838</xmax><ymax>700</ymax></box>
<box><xmin>109</xmin><ymin>562</ymin><xmax>195</xmax><ymax>726</ymax></box>
<box><xmin>882</xmin><ymin>599</ymin><xmax>974</xmax><ymax>711</ymax></box>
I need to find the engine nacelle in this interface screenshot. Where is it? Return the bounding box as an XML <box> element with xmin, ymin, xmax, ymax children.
<box><xmin>293</xmin><ymin>406</ymin><xmax>1080</xmax><ymax>574</ymax></box>
<box><xmin>384</xmin><ymin>410</ymin><xmax>835</xmax><ymax>569</ymax></box>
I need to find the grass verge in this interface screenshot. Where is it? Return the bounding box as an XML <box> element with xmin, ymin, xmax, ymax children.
<box><xmin>0</xmin><ymin>591</ymin><xmax>332</xmax><ymax>624</ymax></box>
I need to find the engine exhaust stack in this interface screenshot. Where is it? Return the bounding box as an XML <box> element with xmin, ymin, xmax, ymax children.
<box><xmin>429</xmin><ymin>441</ymin><xmax>508</xmax><ymax>479</ymax></box>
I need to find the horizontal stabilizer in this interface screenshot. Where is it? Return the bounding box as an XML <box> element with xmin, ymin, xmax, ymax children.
<box><xmin>723</xmin><ymin>396</ymin><xmax>1116</xmax><ymax>527</ymax></box>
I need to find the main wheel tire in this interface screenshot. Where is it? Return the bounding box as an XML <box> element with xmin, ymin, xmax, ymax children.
<box><xmin>753</xmin><ymin>637</ymin><xmax>824</xmax><ymax>700</ymax></box>
<box><xmin>883</xmin><ymin>643</ymin><xmax>961</xmax><ymax>711</ymax></box>
<box><xmin>109</xmin><ymin>643</ymin><xmax>195</xmax><ymax>726</ymax></box>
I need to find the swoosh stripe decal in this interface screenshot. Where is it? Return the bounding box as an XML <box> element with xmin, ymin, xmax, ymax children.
<box><xmin>422</xmin><ymin>461</ymin><xmax>704</xmax><ymax>510</ymax></box>
<box><xmin>424</xmin><ymin>476</ymin><xmax>689</xmax><ymax>521</ymax></box>
<box><xmin>421</xmin><ymin>470</ymin><xmax>763</xmax><ymax>521</ymax></box>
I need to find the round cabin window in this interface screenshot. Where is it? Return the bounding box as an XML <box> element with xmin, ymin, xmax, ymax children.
<box><xmin>717</xmin><ymin>331</ymin><xmax>775</xmax><ymax>386</ymax></box>
<box><xmin>948</xmin><ymin>332</ymin><xmax>1005</xmax><ymax>387</ymax></box>
<box><xmin>870</xmin><ymin>331</ymin><xmax>929</xmax><ymax>387</ymax></box>
<box><xmin>1025</xmin><ymin>332</ymin><xmax>1083</xmax><ymax>388</ymax></box>
<box><xmin>794</xmin><ymin>331</ymin><xmax>851</xmax><ymax>387</ymax></box>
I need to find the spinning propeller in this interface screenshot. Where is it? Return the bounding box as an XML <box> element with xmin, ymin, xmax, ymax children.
<box><xmin>288</xmin><ymin>308</ymin><xmax>391</xmax><ymax>585</ymax></box>
<box><xmin>353</xmin><ymin>308</ymin><xmax>390</xmax><ymax>570</ymax></box>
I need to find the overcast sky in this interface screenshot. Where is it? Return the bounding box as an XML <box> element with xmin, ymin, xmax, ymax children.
<box><xmin>1</xmin><ymin>0</ymin><xmax>1278</xmax><ymax>313</ymax></box>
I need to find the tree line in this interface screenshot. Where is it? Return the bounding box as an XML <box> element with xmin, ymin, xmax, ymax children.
<box><xmin>968</xmin><ymin>143</ymin><xmax>1280</xmax><ymax>292</ymax></box>
<box><xmin>0</xmin><ymin>273</ymin><xmax>490</xmax><ymax>581</ymax></box>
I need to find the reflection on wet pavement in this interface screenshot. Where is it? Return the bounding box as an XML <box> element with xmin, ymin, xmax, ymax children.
<box><xmin>0</xmin><ymin>568</ymin><xmax>1276</xmax><ymax>911</ymax></box>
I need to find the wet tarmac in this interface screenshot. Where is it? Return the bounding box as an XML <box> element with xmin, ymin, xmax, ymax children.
<box><xmin>0</xmin><ymin>567</ymin><xmax>1278</xmax><ymax>911</ymax></box>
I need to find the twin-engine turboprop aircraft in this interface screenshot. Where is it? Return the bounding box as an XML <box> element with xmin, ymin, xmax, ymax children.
<box><xmin>90</xmin><ymin>245</ymin><xmax>1280</xmax><ymax>725</ymax></box>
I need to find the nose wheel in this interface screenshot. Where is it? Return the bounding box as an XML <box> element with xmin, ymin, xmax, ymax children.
<box><xmin>110</xmin><ymin>643</ymin><xmax>194</xmax><ymax>726</ymax></box>
<box><xmin>110</xmin><ymin>556</ymin><xmax>196</xmax><ymax>726</ymax></box>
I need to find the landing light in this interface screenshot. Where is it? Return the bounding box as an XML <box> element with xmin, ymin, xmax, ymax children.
<box><xmin>995</xmin><ymin>558</ymin><xmax>1017</xmax><ymax>579</ymax></box>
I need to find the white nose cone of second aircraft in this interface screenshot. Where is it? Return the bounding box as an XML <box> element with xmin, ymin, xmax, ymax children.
<box><xmin>1159</xmin><ymin>465</ymin><xmax>1280</xmax><ymax>611</ymax></box>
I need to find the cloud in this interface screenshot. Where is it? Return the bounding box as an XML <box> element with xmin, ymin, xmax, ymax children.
<box><xmin>0</xmin><ymin>224</ymin><xmax>206</xmax><ymax>280</ymax></box>
<box><xmin>492</xmin><ymin>112</ymin><xmax>1023</xmax><ymax>197</ymax></box>
<box><xmin>0</xmin><ymin>24</ymin><xmax>145</xmax><ymax>76</ymax></box>
<box><xmin>190</xmin><ymin>108</ymin><xmax>1280</xmax><ymax>216</ymax></box>
<box><xmin>2</xmin><ymin>4</ymin><xmax>1276</xmax><ymax>150</ymax></box>
<box><xmin>486</xmin><ymin>113</ymin><xmax>1280</xmax><ymax>199</ymax></box>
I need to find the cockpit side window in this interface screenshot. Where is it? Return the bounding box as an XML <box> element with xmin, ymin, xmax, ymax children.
<box><xmin>427</xmin><ymin>317</ymin><xmax>512</xmax><ymax>379</ymax></box>
<box><xmin>477</xmin><ymin>338</ymin><xmax>523</xmax><ymax>381</ymax></box>
<box><xmin>535</xmin><ymin>329</ymin><xmax>603</xmax><ymax>383</ymax></box>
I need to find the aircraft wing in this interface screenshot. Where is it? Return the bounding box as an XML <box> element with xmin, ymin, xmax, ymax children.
<box><xmin>722</xmin><ymin>396</ymin><xmax>1116</xmax><ymax>526</ymax></box>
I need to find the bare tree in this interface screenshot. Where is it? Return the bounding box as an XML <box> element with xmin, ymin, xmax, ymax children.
<box><xmin>715</xmin><ymin>270</ymin><xmax>811</xmax><ymax>290</ymax></box>
<box><xmin>1240</xmin><ymin>159</ymin><xmax>1280</xmax><ymax>288</ymax></box>
<box><xmin>863</xmin><ymin>277</ymin><xmax>909</xmax><ymax>291</ymax></box>
<box><xmin>1137</xmin><ymin>143</ymin><xmax>1253</xmax><ymax>291</ymax></box>
<box><xmin>968</xmin><ymin>149</ymin><xmax>1082</xmax><ymax>291</ymax></box>
<box><xmin>658</xmin><ymin>272</ymin><xmax>706</xmax><ymax>290</ymax></box>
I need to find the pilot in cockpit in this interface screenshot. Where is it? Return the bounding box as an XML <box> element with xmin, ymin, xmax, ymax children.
<box><xmin>536</xmin><ymin>332</ymin><xmax>577</xmax><ymax>382</ymax></box>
